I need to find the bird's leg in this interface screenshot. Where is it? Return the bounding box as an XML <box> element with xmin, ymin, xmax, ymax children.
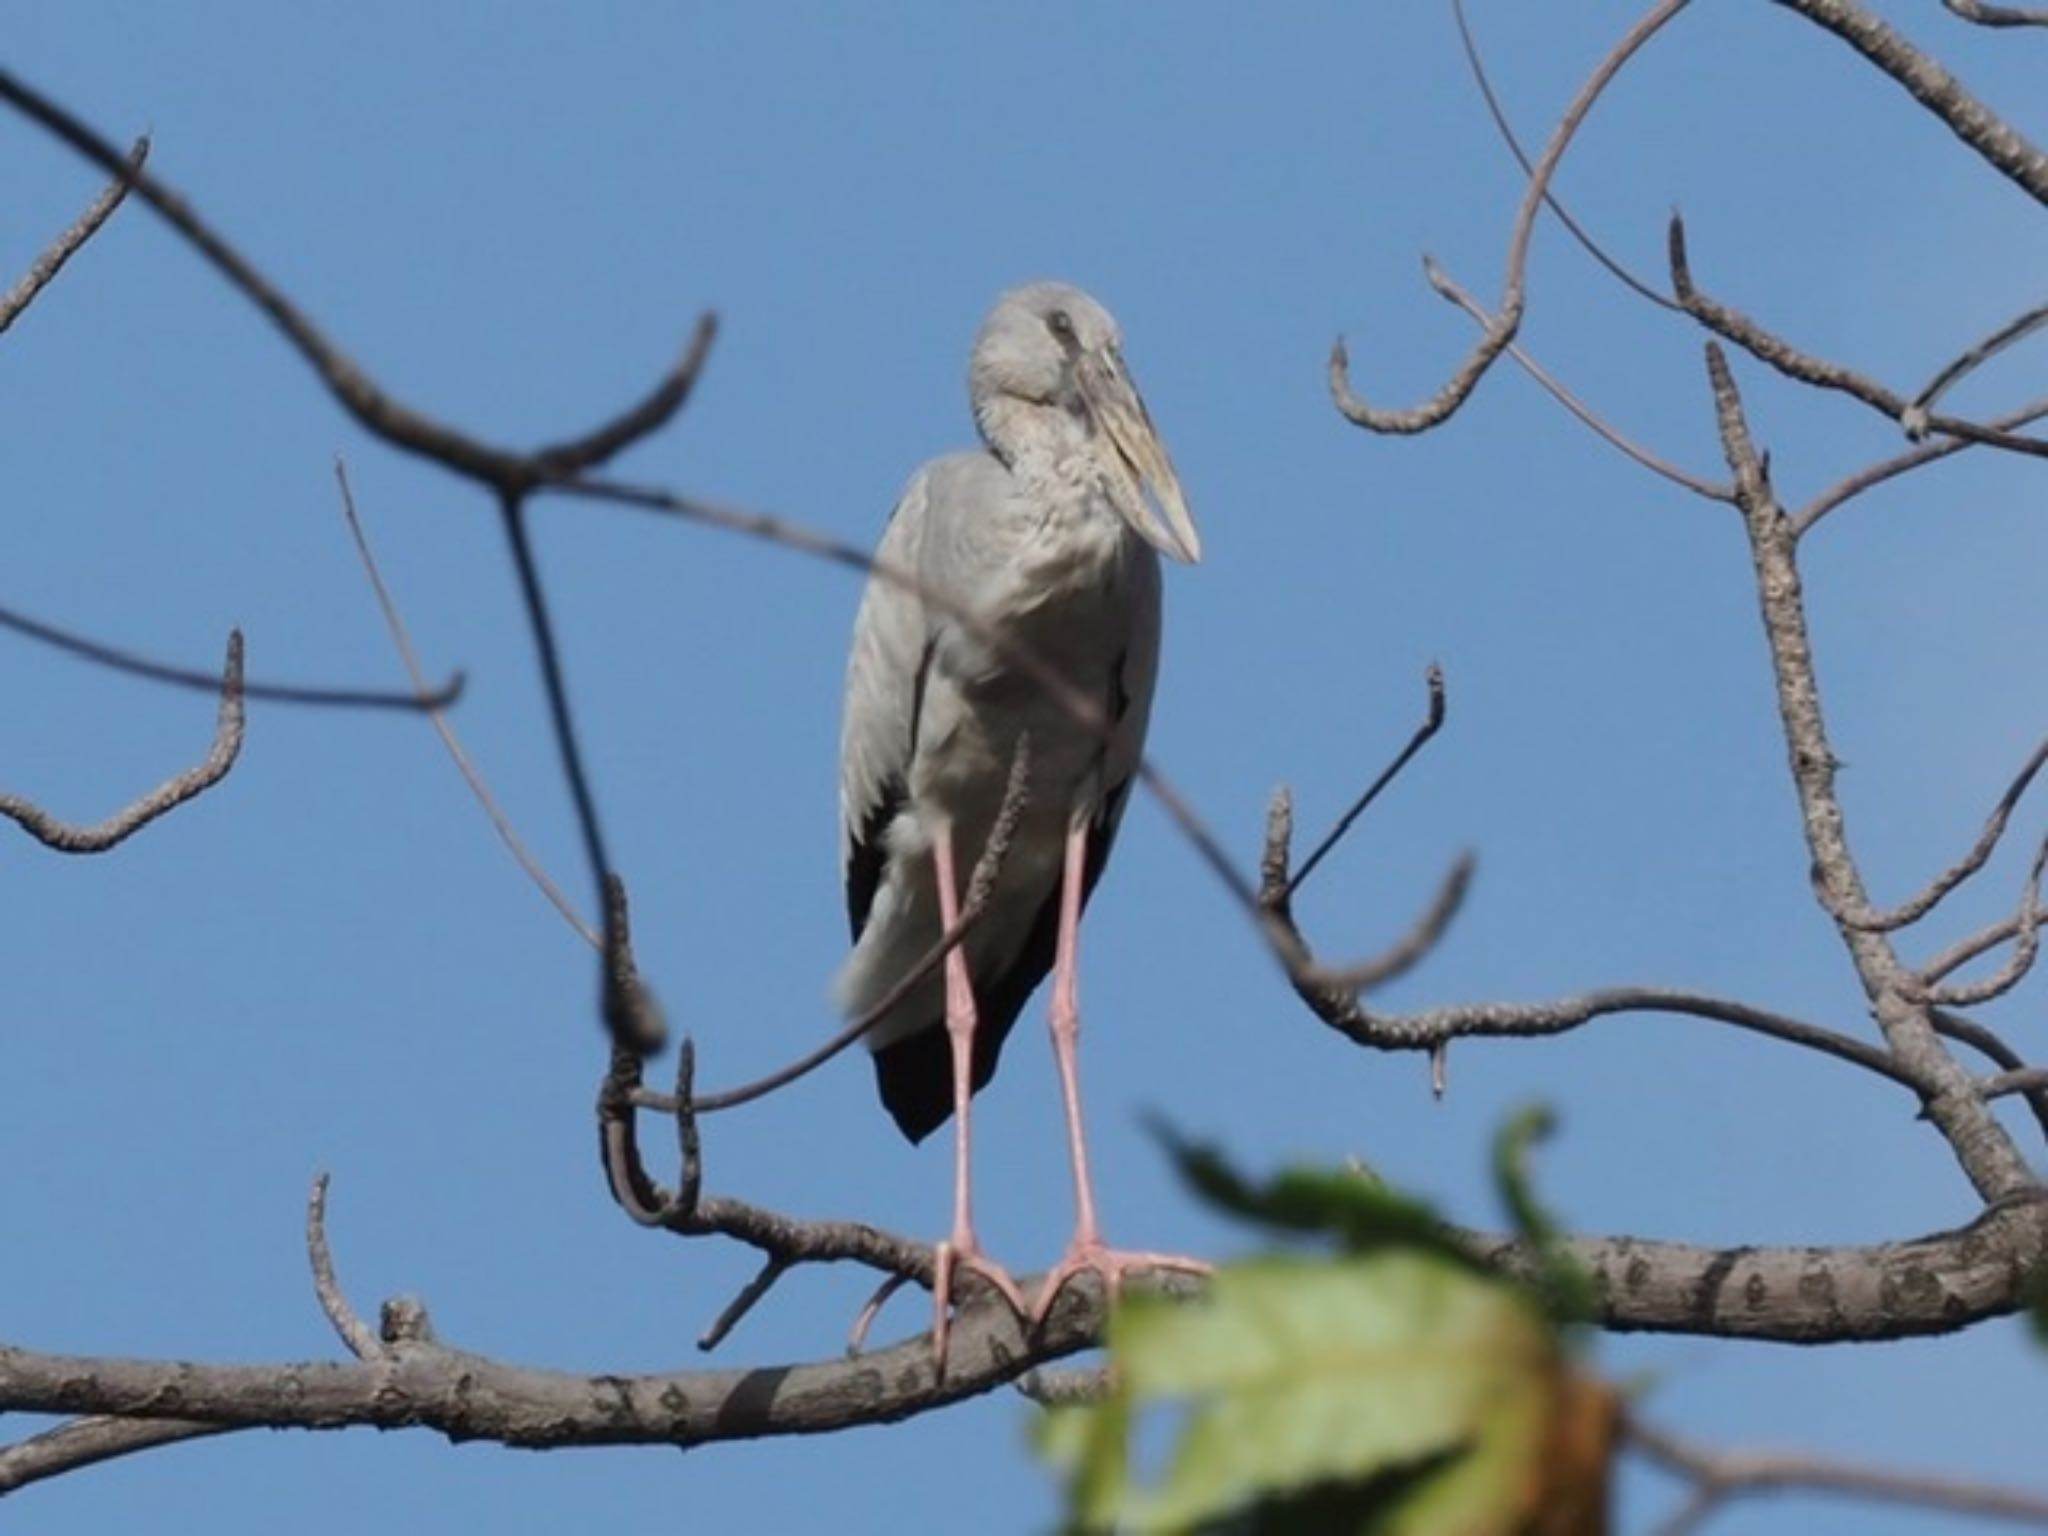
<box><xmin>1031</xmin><ymin>820</ymin><xmax>1211</xmax><ymax>1330</ymax></box>
<box><xmin>928</xmin><ymin>822</ymin><xmax>1027</xmax><ymax>1369</ymax></box>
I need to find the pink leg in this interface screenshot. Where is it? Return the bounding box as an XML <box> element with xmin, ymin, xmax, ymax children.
<box><xmin>928</xmin><ymin>823</ymin><xmax>1026</xmax><ymax>1368</ymax></box>
<box><xmin>1031</xmin><ymin>822</ymin><xmax>1210</xmax><ymax>1328</ymax></box>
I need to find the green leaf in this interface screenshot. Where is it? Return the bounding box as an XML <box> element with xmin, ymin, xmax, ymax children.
<box><xmin>1041</xmin><ymin>1252</ymin><xmax>1562</xmax><ymax>1534</ymax></box>
<box><xmin>1490</xmin><ymin>1105</ymin><xmax>1597</xmax><ymax>1328</ymax></box>
<box><xmin>1152</xmin><ymin>1119</ymin><xmax>1482</xmax><ymax>1271</ymax></box>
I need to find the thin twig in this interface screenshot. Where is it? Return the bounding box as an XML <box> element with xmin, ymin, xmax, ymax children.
<box><xmin>0</xmin><ymin>599</ymin><xmax>461</xmax><ymax>713</ymax></box>
<box><xmin>1794</xmin><ymin>398</ymin><xmax>2048</xmax><ymax>535</ymax></box>
<box><xmin>334</xmin><ymin>462</ymin><xmax>597</xmax><ymax>948</ymax></box>
<box><xmin>306</xmin><ymin>1173</ymin><xmax>381</xmax><ymax>1361</ymax></box>
<box><xmin>0</xmin><ymin>70</ymin><xmax>715</xmax><ymax>494</ymax></box>
<box><xmin>1920</xmin><ymin>834</ymin><xmax>2047</xmax><ymax>1007</ymax></box>
<box><xmin>1932</xmin><ymin>1009</ymin><xmax>2048</xmax><ymax>1143</ymax></box>
<box><xmin>1329</xmin><ymin>0</ymin><xmax>1695</xmax><ymax>433</ymax></box>
<box><xmin>1301</xmin><ymin>852</ymin><xmax>1476</xmax><ymax>993</ymax></box>
<box><xmin>1449</xmin><ymin>0</ymin><xmax>1677</xmax><ymax>312</ymax></box>
<box><xmin>696</xmin><ymin>1257</ymin><xmax>793</xmax><ymax>1352</ymax></box>
<box><xmin>1282</xmin><ymin>663</ymin><xmax>1449</xmax><ymax>899</ymax></box>
<box><xmin>0</xmin><ymin>135</ymin><xmax>147</xmax><ymax>333</ymax></box>
<box><xmin>1840</xmin><ymin>733</ymin><xmax>2048</xmax><ymax>934</ymax></box>
<box><xmin>642</xmin><ymin>735</ymin><xmax>1032</xmax><ymax>1115</ymax></box>
<box><xmin>1980</xmin><ymin>1067</ymin><xmax>2048</xmax><ymax>1103</ymax></box>
<box><xmin>1943</xmin><ymin>0</ymin><xmax>2048</xmax><ymax>24</ymax></box>
<box><xmin>1909</xmin><ymin>299</ymin><xmax>2048</xmax><ymax>427</ymax></box>
<box><xmin>1427</xmin><ymin>260</ymin><xmax>1732</xmax><ymax>500</ymax></box>
<box><xmin>0</xmin><ymin>1416</ymin><xmax>226</xmax><ymax>1497</ymax></box>
<box><xmin>1631</xmin><ymin>1413</ymin><xmax>2048</xmax><ymax>1533</ymax></box>
<box><xmin>1</xmin><ymin>631</ymin><xmax>246</xmax><ymax>853</ymax></box>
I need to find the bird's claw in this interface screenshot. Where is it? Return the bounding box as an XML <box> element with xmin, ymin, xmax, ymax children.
<box><xmin>931</xmin><ymin>1237</ymin><xmax>1028</xmax><ymax>1372</ymax></box>
<box><xmin>1030</xmin><ymin>1242</ymin><xmax>1211</xmax><ymax>1330</ymax></box>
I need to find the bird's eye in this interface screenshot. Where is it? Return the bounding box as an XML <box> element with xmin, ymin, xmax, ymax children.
<box><xmin>1046</xmin><ymin>309</ymin><xmax>1077</xmax><ymax>345</ymax></box>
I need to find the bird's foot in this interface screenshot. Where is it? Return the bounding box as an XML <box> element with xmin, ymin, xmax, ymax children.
<box><xmin>930</xmin><ymin>1235</ymin><xmax>1028</xmax><ymax>1373</ymax></box>
<box><xmin>1030</xmin><ymin>1240</ymin><xmax>1211</xmax><ymax>1330</ymax></box>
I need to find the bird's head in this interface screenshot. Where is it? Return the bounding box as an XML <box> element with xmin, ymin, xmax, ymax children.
<box><xmin>969</xmin><ymin>282</ymin><xmax>1201</xmax><ymax>564</ymax></box>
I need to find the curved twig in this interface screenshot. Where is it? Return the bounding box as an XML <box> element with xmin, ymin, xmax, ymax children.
<box><xmin>0</xmin><ymin>599</ymin><xmax>460</xmax><ymax>713</ymax></box>
<box><xmin>1838</xmin><ymin>734</ymin><xmax>2048</xmax><ymax>934</ymax></box>
<box><xmin>1910</xmin><ymin>299</ymin><xmax>2048</xmax><ymax>426</ymax></box>
<box><xmin>1631</xmin><ymin>1413</ymin><xmax>2048</xmax><ymax>1534</ymax></box>
<box><xmin>1449</xmin><ymin>0</ymin><xmax>1677</xmax><ymax>312</ymax></box>
<box><xmin>0</xmin><ymin>71</ymin><xmax>715</xmax><ymax>494</ymax></box>
<box><xmin>1</xmin><ymin>631</ymin><xmax>246</xmax><ymax>853</ymax></box>
<box><xmin>1794</xmin><ymin>397</ymin><xmax>2048</xmax><ymax>534</ymax></box>
<box><xmin>334</xmin><ymin>462</ymin><xmax>596</xmax><ymax>948</ymax></box>
<box><xmin>1329</xmin><ymin>0</ymin><xmax>1695</xmax><ymax>434</ymax></box>
<box><xmin>1426</xmin><ymin>261</ymin><xmax>1732</xmax><ymax>500</ymax></box>
<box><xmin>1919</xmin><ymin>834</ymin><xmax>2047</xmax><ymax>1007</ymax></box>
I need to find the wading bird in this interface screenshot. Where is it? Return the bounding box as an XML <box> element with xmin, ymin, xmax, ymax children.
<box><xmin>836</xmin><ymin>282</ymin><xmax>1207</xmax><ymax>1361</ymax></box>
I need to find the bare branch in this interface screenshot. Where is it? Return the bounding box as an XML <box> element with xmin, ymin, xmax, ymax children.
<box><xmin>1909</xmin><ymin>299</ymin><xmax>2048</xmax><ymax>427</ymax></box>
<box><xmin>1839</xmin><ymin>733</ymin><xmax>2048</xmax><ymax>933</ymax></box>
<box><xmin>1703</xmin><ymin>340</ymin><xmax>2033</xmax><ymax>1200</ymax></box>
<box><xmin>1328</xmin><ymin>0</ymin><xmax>1694</xmax><ymax>434</ymax></box>
<box><xmin>1450</xmin><ymin>0</ymin><xmax>1678</xmax><ymax>313</ymax></box>
<box><xmin>643</xmin><ymin>735</ymin><xmax>1032</xmax><ymax>1116</ymax></box>
<box><xmin>1942</xmin><ymin>0</ymin><xmax>2048</xmax><ymax>25</ymax></box>
<box><xmin>1921</xmin><ymin>834</ymin><xmax>2048</xmax><ymax>1007</ymax></box>
<box><xmin>1298</xmin><ymin>979</ymin><xmax>1916</xmax><ymax>1089</ymax></box>
<box><xmin>1427</xmin><ymin>260</ymin><xmax>1733</xmax><ymax>500</ymax></box>
<box><xmin>1671</xmin><ymin>216</ymin><xmax>2048</xmax><ymax>461</ymax></box>
<box><xmin>1932</xmin><ymin>1009</ymin><xmax>2048</xmax><ymax>1144</ymax></box>
<box><xmin>1981</xmin><ymin>1067</ymin><xmax>2048</xmax><ymax>1103</ymax></box>
<box><xmin>0</xmin><ymin>599</ymin><xmax>460</xmax><ymax>714</ymax></box>
<box><xmin>306</xmin><ymin>1174</ymin><xmax>381</xmax><ymax>1362</ymax></box>
<box><xmin>1</xmin><ymin>631</ymin><xmax>245</xmax><ymax>854</ymax></box>
<box><xmin>1631</xmin><ymin>1413</ymin><xmax>2048</xmax><ymax>1533</ymax></box>
<box><xmin>0</xmin><ymin>135</ymin><xmax>146</xmax><ymax>333</ymax></box>
<box><xmin>1281</xmin><ymin>663</ymin><xmax>1448</xmax><ymax>900</ymax></box>
<box><xmin>0</xmin><ymin>1416</ymin><xmax>226</xmax><ymax>1498</ymax></box>
<box><xmin>1771</xmin><ymin>0</ymin><xmax>2048</xmax><ymax>203</ymax></box>
<box><xmin>0</xmin><ymin>70</ymin><xmax>715</xmax><ymax>495</ymax></box>
<box><xmin>334</xmin><ymin>462</ymin><xmax>597</xmax><ymax>948</ymax></box>
<box><xmin>1923</xmin><ymin>910</ymin><xmax>2048</xmax><ymax>985</ymax></box>
<box><xmin>1299</xmin><ymin>853</ymin><xmax>1475</xmax><ymax>994</ymax></box>
<box><xmin>1794</xmin><ymin>397</ymin><xmax>2048</xmax><ymax>535</ymax></box>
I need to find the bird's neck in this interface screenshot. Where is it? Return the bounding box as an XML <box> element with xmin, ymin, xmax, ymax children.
<box><xmin>977</xmin><ymin>394</ymin><xmax>1090</xmax><ymax>473</ymax></box>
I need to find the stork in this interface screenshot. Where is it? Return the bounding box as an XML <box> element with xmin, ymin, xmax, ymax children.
<box><xmin>836</xmin><ymin>282</ymin><xmax>1207</xmax><ymax>1361</ymax></box>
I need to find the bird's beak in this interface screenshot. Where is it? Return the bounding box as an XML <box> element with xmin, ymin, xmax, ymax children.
<box><xmin>1080</xmin><ymin>349</ymin><xmax>1202</xmax><ymax>564</ymax></box>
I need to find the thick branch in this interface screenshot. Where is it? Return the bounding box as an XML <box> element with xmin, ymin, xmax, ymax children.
<box><xmin>1671</xmin><ymin>217</ymin><xmax>2048</xmax><ymax>460</ymax></box>
<box><xmin>1704</xmin><ymin>343</ymin><xmax>2032</xmax><ymax>1200</ymax></box>
<box><xmin>1771</xmin><ymin>0</ymin><xmax>2048</xmax><ymax>203</ymax></box>
<box><xmin>1</xmin><ymin>631</ymin><xmax>245</xmax><ymax>853</ymax></box>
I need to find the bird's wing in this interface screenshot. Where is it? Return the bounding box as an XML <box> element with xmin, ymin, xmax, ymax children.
<box><xmin>840</xmin><ymin>467</ymin><xmax>933</xmax><ymax>940</ymax></box>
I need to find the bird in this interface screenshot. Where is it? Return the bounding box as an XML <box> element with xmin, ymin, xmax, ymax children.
<box><xmin>835</xmin><ymin>281</ymin><xmax>1208</xmax><ymax>1361</ymax></box>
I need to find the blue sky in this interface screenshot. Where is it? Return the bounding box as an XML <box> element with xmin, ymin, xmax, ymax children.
<box><xmin>6</xmin><ymin>3</ymin><xmax>2045</xmax><ymax>1531</ymax></box>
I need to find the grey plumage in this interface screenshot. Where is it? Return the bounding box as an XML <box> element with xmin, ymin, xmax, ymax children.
<box><xmin>835</xmin><ymin>282</ymin><xmax>1199</xmax><ymax>1142</ymax></box>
